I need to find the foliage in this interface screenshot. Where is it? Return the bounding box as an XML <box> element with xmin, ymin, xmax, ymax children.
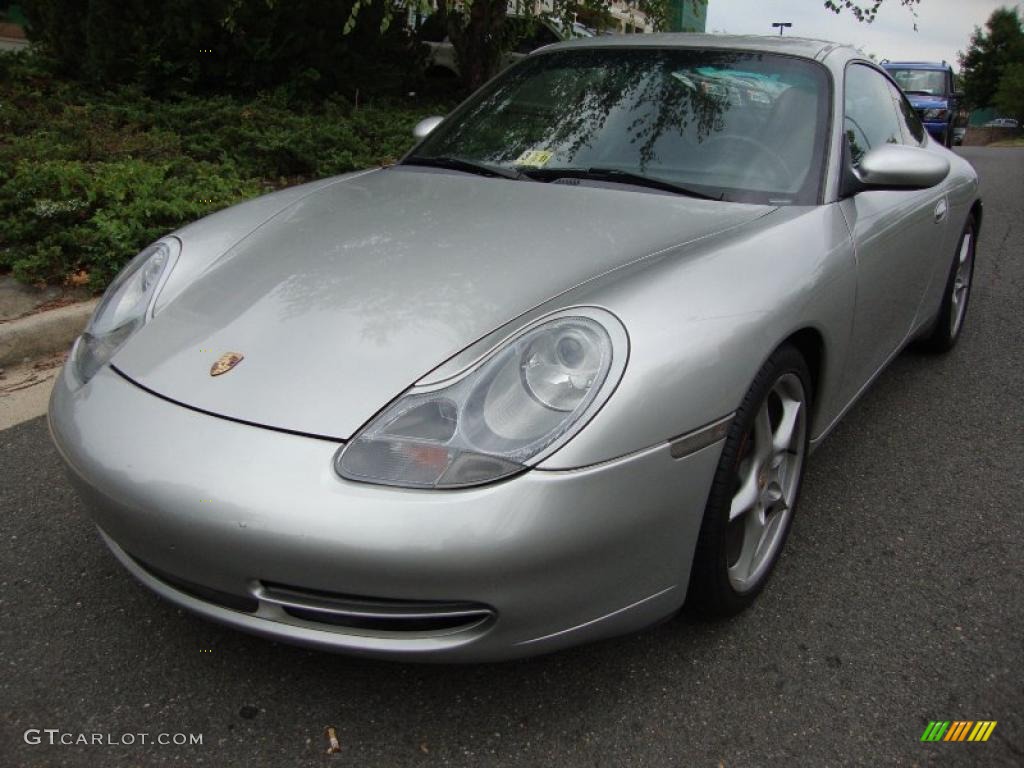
<box><xmin>343</xmin><ymin>0</ymin><xmax>926</xmax><ymax>91</ymax></box>
<box><xmin>0</xmin><ymin>50</ymin><xmax>447</xmax><ymax>288</ymax></box>
<box><xmin>959</xmin><ymin>7</ymin><xmax>1024</xmax><ymax>110</ymax></box>
<box><xmin>824</xmin><ymin>0</ymin><xmax>920</xmax><ymax>23</ymax></box>
<box><xmin>338</xmin><ymin>0</ymin><xmax>682</xmax><ymax>90</ymax></box>
<box><xmin>0</xmin><ymin>159</ymin><xmax>260</xmax><ymax>288</ymax></box>
<box><xmin>3</xmin><ymin>0</ymin><xmax>937</xmax><ymax>286</ymax></box>
<box><xmin>994</xmin><ymin>62</ymin><xmax>1024</xmax><ymax>123</ymax></box>
<box><xmin>20</xmin><ymin>0</ymin><xmax>931</xmax><ymax>96</ymax></box>
<box><xmin>18</xmin><ymin>0</ymin><xmax>424</xmax><ymax>99</ymax></box>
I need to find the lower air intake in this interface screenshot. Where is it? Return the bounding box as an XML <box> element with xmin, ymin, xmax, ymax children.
<box><xmin>256</xmin><ymin>582</ymin><xmax>495</xmax><ymax>634</ymax></box>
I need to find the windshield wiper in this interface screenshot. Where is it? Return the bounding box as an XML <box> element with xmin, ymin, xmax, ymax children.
<box><xmin>521</xmin><ymin>166</ymin><xmax>723</xmax><ymax>201</ymax></box>
<box><xmin>402</xmin><ymin>155</ymin><xmax>528</xmax><ymax>181</ymax></box>
<box><xmin>903</xmin><ymin>90</ymin><xmax>936</xmax><ymax>96</ymax></box>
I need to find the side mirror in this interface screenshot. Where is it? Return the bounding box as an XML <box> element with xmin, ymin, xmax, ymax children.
<box><xmin>847</xmin><ymin>144</ymin><xmax>950</xmax><ymax>194</ymax></box>
<box><xmin>412</xmin><ymin>116</ymin><xmax>444</xmax><ymax>139</ymax></box>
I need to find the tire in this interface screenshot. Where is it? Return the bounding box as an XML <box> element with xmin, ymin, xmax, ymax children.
<box><xmin>686</xmin><ymin>344</ymin><xmax>812</xmax><ymax>617</ymax></box>
<box><xmin>919</xmin><ymin>215</ymin><xmax>977</xmax><ymax>353</ymax></box>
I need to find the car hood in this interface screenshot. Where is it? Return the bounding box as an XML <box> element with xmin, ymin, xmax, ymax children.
<box><xmin>115</xmin><ymin>167</ymin><xmax>774</xmax><ymax>439</ymax></box>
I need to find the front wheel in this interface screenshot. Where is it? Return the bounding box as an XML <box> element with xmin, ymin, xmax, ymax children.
<box><xmin>920</xmin><ymin>215</ymin><xmax>977</xmax><ymax>353</ymax></box>
<box><xmin>687</xmin><ymin>344</ymin><xmax>811</xmax><ymax>616</ymax></box>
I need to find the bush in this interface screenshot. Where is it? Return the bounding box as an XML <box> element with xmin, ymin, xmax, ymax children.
<box><xmin>0</xmin><ymin>158</ymin><xmax>261</xmax><ymax>288</ymax></box>
<box><xmin>0</xmin><ymin>50</ymin><xmax>452</xmax><ymax>288</ymax></box>
<box><xmin>995</xmin><ymin>62</ymin><xmax>1024</xmax><ymax>124</ymax></box>
<box><xmin>19</xmin><ymin>0</ymin><xmax>426</xmax><ymax>100</ymax></box>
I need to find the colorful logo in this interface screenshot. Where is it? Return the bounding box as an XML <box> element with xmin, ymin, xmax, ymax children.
<box><xmin>210</xmin><ymin>352</ymin><xmax>244</xmax><ymax>377</ymax></box>
<box><xmin>921</xmin><ymin>721</ymin><xmax>997</xmax><ymax>742</ymax></box>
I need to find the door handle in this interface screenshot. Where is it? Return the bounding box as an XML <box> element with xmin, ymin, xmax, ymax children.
<box><xmin>934</xmin><ymin>198</ymin><xmax>948</xmax><ymax>222</ymax></box>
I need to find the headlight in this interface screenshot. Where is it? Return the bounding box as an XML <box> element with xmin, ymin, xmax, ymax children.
<box><xmin>924</xmin><ymin>108</ymin><xmax>948</xmax><ymax>121</ymax></box>
<box><xmin>71</xmin><ymin>239</ymin><xmax>179</xmax><ymax>385</ymax></box>
<box><xmin>336</xmin><ymin>310</ymin><xmax>628</xmax><ymax>489</ymax></box>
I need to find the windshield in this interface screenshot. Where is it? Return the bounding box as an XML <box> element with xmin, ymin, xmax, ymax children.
<box><xmin>886</xmin><ymin>68</ymin><xmax>948</xmax><ymax>97</ymax></box>
<box><xmin>409</xmin><ymin>48</ymin><xmax>831</xmax><ymax>205</ymax></box>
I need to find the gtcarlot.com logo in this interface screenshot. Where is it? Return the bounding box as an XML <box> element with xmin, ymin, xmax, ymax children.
<box><xmin>24</xmin><ymin>729</ymin><xmax>203</xmax><ymax>747</ymax></box>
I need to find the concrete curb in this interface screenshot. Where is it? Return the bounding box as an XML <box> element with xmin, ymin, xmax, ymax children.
<box><xmin>0</xmin><ymin>300</ymin><xmax>98</xmax><ymax>367</ymax></box>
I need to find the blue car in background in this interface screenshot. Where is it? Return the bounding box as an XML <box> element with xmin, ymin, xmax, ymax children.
<box><xmin>882</xmin><ymin>61</ymin><xmax>960</xmax><ymax>147</ymax></box>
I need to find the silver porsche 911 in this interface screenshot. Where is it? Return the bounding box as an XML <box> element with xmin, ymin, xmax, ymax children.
<box><xmin>49</xmin><ymin>34</ymin><xmax>981</xmax><ymax>661</ymax></box>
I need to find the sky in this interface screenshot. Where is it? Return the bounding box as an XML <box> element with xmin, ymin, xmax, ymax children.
<box><xmin>705</xmin><ymin>0</ymin><xmax>1023</xmax><ymax>69</ymax></box>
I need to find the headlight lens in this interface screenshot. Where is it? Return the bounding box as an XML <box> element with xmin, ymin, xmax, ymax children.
<box><xmin>336</xmin><ymin>314</ymin><xmax>624</xmax><ymax>489</ymax></box>
<box><xmin>72</xmin><ymin>240</ymin><xmax>178</xmax><ymax>384</ymax></box>
<box><xmin>924</xmin><ymin>108</ymin><xmax>948</xmax><ymax>121</ymax></box>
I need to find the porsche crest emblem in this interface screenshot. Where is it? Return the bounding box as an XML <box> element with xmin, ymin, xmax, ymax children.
<box><xmin>210</xmin><ymin>352</ymin><xmax>244</xmax><ymax>377</ymax></box>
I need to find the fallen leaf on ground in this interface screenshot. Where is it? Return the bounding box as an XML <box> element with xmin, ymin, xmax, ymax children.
<box><xmin>66</xmin><ymin>270</ymin><xmax>90</xmax><ymax>287</ymax></box>
<box><xmin>324</xmin><ymin>726</ymin><xmax>341</xmax><ymax>755</ymax></box>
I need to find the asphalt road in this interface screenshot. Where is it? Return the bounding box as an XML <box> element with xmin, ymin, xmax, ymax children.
<box><xmin>2</xmin><ymin>148</ymin><xmax>1022</xmax><ymax>768</ymax></box>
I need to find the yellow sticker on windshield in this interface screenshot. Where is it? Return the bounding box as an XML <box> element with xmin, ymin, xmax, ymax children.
<box><xmin>515</xmin><ymin>150</ymin><xmax>554</xmax><ymax>167</ymax></box>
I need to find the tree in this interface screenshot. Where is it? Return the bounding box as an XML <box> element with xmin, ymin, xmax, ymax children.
<box><xmin>958</xmin><ymin>7</ymin><xmax>1024</xmax><ymax>110</ymax></box>
<box><xmin>825</xmin><ymin>0</ymin><xmax>920</xmax><ymax>23</ymax></box>
<box><xmin>21</xmin><ymin>0</ymin><xmax>425</xmax><ymax>98</ymax></box>
<box><xmin>995</xmin><ymin>62</ymin><xmax>1024</xmax><ymax>123</ymax></box>
<box><xmin>346</xmin><ymin>0</ymin><xmax>925</xmax><ymax>92</ymax></box>
<box><xmin>434</xmin><ymin>0</ymin><xmax>511</xmax><ymax>93</ymax></box>
<box><xmin>21</xmin><ymin>0</ymin><xmax>934</xmax><ymax>98</ymax></box>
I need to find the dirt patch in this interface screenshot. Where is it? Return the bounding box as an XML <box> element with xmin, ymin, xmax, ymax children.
<box><xmin>0</xmin><ymin>275</ymin><xmax>93</xmax><ymax>324</ymax></box>
<box><xmin>962</xmin><ymin>127</ymin><xmax>1023</xmax><ymax>147</ymax></box>
<box><xmin>0</xmin><ymin>351</ymin><xmax>68</xmax><ymax>396</ymax></box>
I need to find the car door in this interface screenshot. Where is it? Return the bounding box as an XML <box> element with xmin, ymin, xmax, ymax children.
<box><xmin>886</xmin><ymin>77</ymin><xmax>959</xmax><ymax>325</ymax></box>
<box><xmin>838</xmin><ymin>63</ymin><xmax>950</xmax><ymax>399</ymax></box>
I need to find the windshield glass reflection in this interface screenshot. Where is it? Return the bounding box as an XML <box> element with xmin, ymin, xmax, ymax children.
<box><xmin>887</xmin><ymin>68</ymin><xmax>948</xmax><ymax>96</ymax></box>
<box><xmin>410</xmin><ymin>48</ymin><xmax>830</xmax><ymax>205</ymax></box>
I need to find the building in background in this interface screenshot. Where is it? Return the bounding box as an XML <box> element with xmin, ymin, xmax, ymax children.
<box><xmin>668</xmin><ymin>0</ymin><xmax>708</xmax><ymax>33</ymax></box>
<box><xmin>0</xmin><ymin>2</ymin><xmax>28</xmax><ymax>51</ymax></box>
<box><xmin>608</xmin><ymin>1</ymin><xmax>654</xmax><ymax>33</ymax></box>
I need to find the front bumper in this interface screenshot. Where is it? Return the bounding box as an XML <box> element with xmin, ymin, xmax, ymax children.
<box><xmin>49</xmin><ymin>366</ymin><xmax>723</xmax><ymax>661</ymax></box>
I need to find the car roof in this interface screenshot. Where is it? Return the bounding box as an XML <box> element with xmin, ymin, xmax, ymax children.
<box><xmin>882</xmin><ymin>61</ymin><xmax>951</xmax><ymax>71</ymax></box>
<box><xmin>544</xmin><ymin>33</ymin><xmax>856</xmax><ymax>62</ymax></box>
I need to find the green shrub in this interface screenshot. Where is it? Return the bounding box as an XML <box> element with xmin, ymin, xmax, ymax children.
<box><xmin>151</xmin><ymin>94</ymin><xmax>425</xmax><ymax>178</ymax></box>
<box><xmin>19</xmin><ymin>0</ymin><xmax>426</xmax><ymax>100</ymax></box>
<box><xmin>0</xmin><ymin>51</ymin><xmax>450</xmax><ymax>288</ymax></box>
<box><xmin>0</xmin><ymin>158</ymin><xmax>260</xmax><ymax>288</ymax></box>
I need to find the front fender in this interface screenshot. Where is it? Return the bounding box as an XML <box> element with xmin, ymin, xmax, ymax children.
<box><xmin>537</xmin><ymin>205</ymin><xmax>858</xmax><ymax>470</ymax></box>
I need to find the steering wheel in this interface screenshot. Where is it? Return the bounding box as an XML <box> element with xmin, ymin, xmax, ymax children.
<box><xmin>701</xmin><ymin>134</ymin><xmax>792</xmax><ymax>186</ymax></box>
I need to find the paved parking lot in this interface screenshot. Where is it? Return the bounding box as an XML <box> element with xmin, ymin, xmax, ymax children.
<box><xmin>1</xmin><ymin>147</ymin><xmax>1021</xmax><ymax>767</ymax></box>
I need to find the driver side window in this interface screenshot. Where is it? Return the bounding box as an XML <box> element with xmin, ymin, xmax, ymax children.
<box><xmin>889</xmin><ymin>81</ymin><xmax>927</xmax><ymax>146</ymax></box>
<box><xmin>844</xmin><ymin>65</ymin><xmax>902</xmax><ymax>167</ymax></box>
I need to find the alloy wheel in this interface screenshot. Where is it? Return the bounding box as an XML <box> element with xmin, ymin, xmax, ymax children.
<box><xmin>725</xmin><ymin>373</ymin><xmax>807</xmax><ymax>593</ymax></box>
<box><xmin>950</xmin><ymin>229</ymin><xmax>974</xmax><ymax>338</ymax></box>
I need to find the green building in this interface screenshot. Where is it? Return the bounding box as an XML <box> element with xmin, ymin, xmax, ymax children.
<box><xmin>669</xmin><ymin>0</ymin><xmax>708</xmax><ymax>33</ymax></box>
<box><xmin>0</xmin><ymin>3</ymin><xmax>27</xmax><ymax>26</ymax></box>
